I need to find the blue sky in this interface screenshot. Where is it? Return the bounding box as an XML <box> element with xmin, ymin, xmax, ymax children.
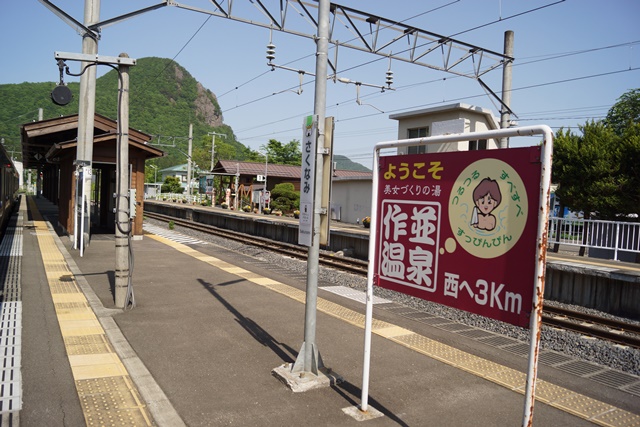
<box><xmin>1</xmin><ymin>0</ymin><xmax>639</xmax><ymax>168</ymax></box>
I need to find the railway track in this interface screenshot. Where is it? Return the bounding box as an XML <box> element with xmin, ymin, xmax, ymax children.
<box><xmin>144</xmin><ymin>211</ymin><xmax>640</xmax><ymax>349</ymax></box>
<box><xmin>144</xmin><ymin>211</ymin><xmax>368</xmax><ymax>275</ymax></box>
<box><xmin>542</xmin><ymin>305</ymin><xmax>640</xmax><ymax>349</ymax></box>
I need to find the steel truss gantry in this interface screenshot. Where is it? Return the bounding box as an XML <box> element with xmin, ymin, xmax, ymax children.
<box><xmin>86</xmin><ymin>0</ymin><xmax>512</xmax><ymax>80</ymax></box>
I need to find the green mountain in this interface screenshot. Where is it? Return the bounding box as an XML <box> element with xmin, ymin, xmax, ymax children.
<box><xmin>0</xmin><ymin>57</ymin><xmax>369</xmax><ymax>172</ymax></box>
<box><xmin>334</xmin><ymin>154</ymin><xmax>371</xmax><ymax>172</ymax></box>
<box><xmin>0</xmin><ymin>57</ymin><xmax>249</xmax><ymax>169</ymax></box>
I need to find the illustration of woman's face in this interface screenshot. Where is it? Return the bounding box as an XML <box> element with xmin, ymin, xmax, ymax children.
<box><xmin>476</xmin><ymin>193</ymin><xmax>497</xmax><ymax>214</ymax></box>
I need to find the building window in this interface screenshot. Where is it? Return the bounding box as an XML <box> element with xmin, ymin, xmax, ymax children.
<box><xmin>407</xmin><ymin>127</ymin><xmax>428</xmax><ymax>154</ymax></box>
<box><xmin>469</xmin><ymin>139</ymin><xmax>487</xmax><ymax>151</ymax></box>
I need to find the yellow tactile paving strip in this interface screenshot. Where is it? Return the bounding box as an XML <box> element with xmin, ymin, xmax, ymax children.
<box><xmin>148</xmin><ymin>232</ymin><xmax>640</xmax><ymax>427</ymax></box>
<box><xmin>28</xmin><ymin>198</ymin><xmax>154</xmax><ymax>427</ymax></box>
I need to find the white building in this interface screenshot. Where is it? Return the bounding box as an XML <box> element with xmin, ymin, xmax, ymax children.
<box><xmin>389</xmin><ymin>103</ymin><xmax>500</xmax><ymax>154</ymax></box>
<box><xmin>330</xmin><ymin>103</ymin><xmax>502</xmax><ymax>224</ymax></box>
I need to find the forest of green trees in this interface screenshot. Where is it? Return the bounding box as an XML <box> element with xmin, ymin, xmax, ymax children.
<box><xmin>4</xmin><ymin>56</ymin><xmax>636</xmax><ymax>220</ymax></box>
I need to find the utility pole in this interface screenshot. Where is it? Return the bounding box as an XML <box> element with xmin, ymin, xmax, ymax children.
<box><xmin>499</xmin><ymin>30</ymin><xmax>514</xmax><ymax>148</ymax></box>
<box><xmin>74</xmin><ymin>0</ymin><xmax>100</xmax><ymax>251</ymax></box>
<box><xmin>187</xmin><ymin>124</ymin><xmax>193</xmax><ymax>198</ymax></box>
<box><xmin>115</xmin><ymin>53</ymin><xmax>131</xmax><ymax>308</ymax></box>
<box><xmin>210</xmin><ymin>133</ymin><xmax>215</xmax><ymax>172</ymax></box>
<box><xmin>264</xmin><ymin>153</ymin><xmax>268</xmax><ymax>211</ymax></box>
<box><xmin>290</xmin><ymin>0</ymin><xmax>330</xmax><ymax>377</ymax></box>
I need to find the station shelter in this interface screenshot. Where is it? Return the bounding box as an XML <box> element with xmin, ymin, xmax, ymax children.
<box><xmin>21</xmin><ymin>113</ymin><xmax>164</xmax><ymax>238</ymax></box>
<box><xmin>211</xmin><ymin>160</ymin><xmax>302</xmax><ymax>208</ymax></box>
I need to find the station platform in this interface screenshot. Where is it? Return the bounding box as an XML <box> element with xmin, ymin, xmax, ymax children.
<box><xmin>2</xmin><ymin>195</ymin><xmax>640</xmax><ymax>426</ymax></box>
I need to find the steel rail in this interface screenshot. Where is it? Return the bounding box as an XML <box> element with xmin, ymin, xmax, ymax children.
<box><xmin>541</xmin><ymin>313</ymin><xmax>640</xmax><ymax>349</ymax></box>
<box><xmin>144</xmin><ymin>211</ymin><xmax>368</xmax><ymax>275</ymax></box>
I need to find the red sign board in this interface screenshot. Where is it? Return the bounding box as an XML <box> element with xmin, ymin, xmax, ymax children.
<box><xmin>373</xmin><ymin>146</ymin><xmax>542</xmax><ymax>327</ymax></box>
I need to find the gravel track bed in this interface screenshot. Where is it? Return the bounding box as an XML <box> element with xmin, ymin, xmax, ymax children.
<box><xmin>149</xmin><ymin>219</ymin><xmax>640</xmax><ymax>376</ymax></box>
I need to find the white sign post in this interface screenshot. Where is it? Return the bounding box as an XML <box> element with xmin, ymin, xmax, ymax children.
<box><xmin>299</xmin><ymin>115</ymin><xmax>318</xmax><ymax>246</ymax></box>
<box><xmin>360</xmin><ymin>126</ymin><xmax>553</xmax><ymax>427</ymax></box>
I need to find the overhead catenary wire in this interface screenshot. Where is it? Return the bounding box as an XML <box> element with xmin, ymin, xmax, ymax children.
<box><xmin>218</xmin><ymin>0</ymin><xmax>579</xmax><ymax>128</ymax></box>
<box><xmin>235</xmin><ymin>65</ymin><xmax>639</xmax><ymax>142</ymax></box>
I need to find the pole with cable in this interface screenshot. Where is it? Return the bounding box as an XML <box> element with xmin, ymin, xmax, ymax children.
<box><xmin>74</xmin><ymin>0</ymin><xmax>100</xmax><ymax>251</ymax></box>
<box><xmin>290</xmin><ymin>0</ymin><xmax>330</xmax><ymax>377</ymax></box>
<box><xmin>499</xmin><ymin>30</ymin><xmax>514</xmax><ymax>148</ymax></box>
<box><xmin>115</xmin><ymin>53</ymin><xmax>133</xmax><ymax>309</ymax></box>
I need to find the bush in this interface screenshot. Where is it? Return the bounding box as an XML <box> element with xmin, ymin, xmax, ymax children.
<box><xmin>161</xmin><ymin>176</ymin><xmax>184</xmax><ymax>194</ymax></box>
<box><xmin>270</xmin><ymin>183</ymin><xmax>299</xmax><ymax>213</ymax></box>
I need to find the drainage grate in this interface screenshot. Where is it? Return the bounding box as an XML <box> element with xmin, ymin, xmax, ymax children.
<box><xmin>503</xmin><ymin>343</ymin><xmax>531</xmax><ymax>357</ymax></box>
<box><xmin>589</xmin><ymin>370</ymin><xmax>639</xmax><ymax>389</ymax></box>
<box><xmin>143</xmin><ymin>223</ymin><xmax>208</xmax><ymax>245</ymax></box>
<box><xmin>419</xmin><ymin>317</ymin><xmax>452</xmax><ymax>326</ymax></box>
<box><xmin>402</xmin><ymin>311</ymin><xmax>435</xmax><ymax>320</ymax></box>
<box><xmin>538</xmin><ymin>351</ymin><xmax>574</xmax><ymax>367</ymax></box>
<box><xmin>561</xmin><ymin>360</ymin><xmax>605</xmax><ymax>377</ymax></box>
<box><xmin>479</xmin><ymin>335</ymin><xmax>519</xmax><ymax>347</ymax></box>
<box><xmin>457</xmin><ymin>329</ymin><xmax>495</xmax><ymax>339</ymax></box>
<box><xmin>437</xmin><ymin>323</ymin><xmax>473</xmax><ymax>332</ymax></box>
<box><xmin>624</xmin><ymin>382</ymin><xmax>640</xmax><ymax>397</ymax></box>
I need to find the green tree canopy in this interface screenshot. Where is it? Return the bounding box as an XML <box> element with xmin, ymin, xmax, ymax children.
<box><xmin>604</xmin><ymin>88</ymin><xmax>640</xmax><ymax>136</ymax></box>
<box><xmin>552</xmin><ymin>121</ymin><xmax>640</xmax><ymax>220</ymax></box>
<box><xmin>261</xmin><ymin>139</ymin><xmax>302</xmax><ymax>165</ymax></box>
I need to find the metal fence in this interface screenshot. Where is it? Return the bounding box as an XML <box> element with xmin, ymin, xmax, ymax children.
<box><xmin>548</xmin><ymin>217</ymin><xmax>640</xmax><ymax>261</ymax></box>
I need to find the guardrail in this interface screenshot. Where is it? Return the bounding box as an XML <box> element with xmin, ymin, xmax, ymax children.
<box><xmin>548</xmin><ymin>217</ymin><xmax>640</xmax><ymax>261</ymax></box>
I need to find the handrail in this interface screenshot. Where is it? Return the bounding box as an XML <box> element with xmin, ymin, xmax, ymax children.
<box><xmin>548</xmin><ymin>217</ymin><xmax>640</xmax><ymax>260</ymax></box>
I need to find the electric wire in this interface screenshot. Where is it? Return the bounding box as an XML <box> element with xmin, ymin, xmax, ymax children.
<box><xmin>220</xmin><ymin>0</ymin><xmax>572</xmax><ymax>122</ymax></box>
<box><xmin>236</xmin><ymin>66</ymin><xmax>639</xmax><ymax>143</ymax></box>
<box><xmin>216</xmin><ymin>1</ymin><xmax>462</xmax><ymax>100</ymax></box>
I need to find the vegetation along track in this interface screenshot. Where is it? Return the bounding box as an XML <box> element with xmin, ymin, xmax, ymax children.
<box><xmin>144</xmin><ymin>211</ymin><xmax>640</xmax><ymax>349</ymax></box>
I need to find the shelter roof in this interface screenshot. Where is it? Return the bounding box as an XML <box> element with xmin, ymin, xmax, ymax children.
<box><xmin>160</xmin><ymin>164</ymin><xmax>189</xmax><ymax>173</ymax></box>
<box><xmin>21</xmin><ymin>113</ymin><xmax>163</xmax><ymax>169</ymax></box>
<box><xmin>213</xmin><ymin>160</ymin><xmax>300</xmax><ymax>178</ymax></box>
<box><xmin>332</xmin><ymin>169</ymin><xmax>372</xmax><ymax>179</ymax></box>
<box><xmin>213</xmin><ymin>160</ymin><xmax>372</xmax><ymax>180</ymax></box>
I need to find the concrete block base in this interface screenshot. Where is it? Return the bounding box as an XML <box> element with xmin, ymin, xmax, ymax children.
<box><xmin>342</xmin><ymin>405</ymin><xmax>385</xmax><ymax>421</ymax></box>
<box><xmin>272</xmin><ymin>363</ymin><xmax>343</xmax><ymax>393</ymax></box>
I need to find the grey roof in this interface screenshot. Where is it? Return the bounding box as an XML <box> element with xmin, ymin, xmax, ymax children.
<box><xmin>213</xmin><ymin>160</ymin><xmax>372</xmax><ymax>180</ymax></box>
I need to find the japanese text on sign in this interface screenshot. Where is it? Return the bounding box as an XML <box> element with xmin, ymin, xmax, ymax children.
<box><xmin>374</xmin><ymin>147</ymin><xmax>542</xmax><ymax>328</ymax></box>
<box><xmin>298</xmin><ymin>115</ymin><xmax>317</xmax><ymax>246</ymax></box>
<box><xmin>378</xmin><ymin>200</ymin><xmax>441</xmax><ymax>292</ymax></box>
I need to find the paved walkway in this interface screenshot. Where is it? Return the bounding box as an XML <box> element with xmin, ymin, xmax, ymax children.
<box><xmin>8</xmin><ymin>196</ymin><xmax>640</xmax><ymax>426</ymax></box>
